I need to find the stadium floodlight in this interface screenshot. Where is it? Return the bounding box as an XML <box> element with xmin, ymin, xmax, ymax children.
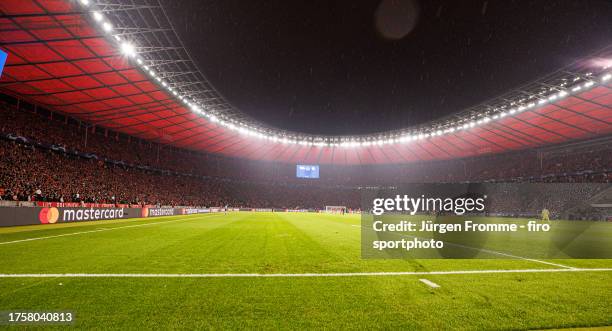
<box><xmin>78</xmin><ymin>1</ymin><xmax>612</xmax><ymax>150</ymax></box>
<box><xmin>102</xmin><ymin>22</ymin><xmax>113</xmax><ymax>33</ymax></box>
<box><xmin>92</xmin><ymin>11</ymin><xmax>103</xmax><ymax>22</ymax></box>
<box><xmin>120</xmin><ymin>42</ymin><xmax>136</xmax><ymax>57</ymax></box>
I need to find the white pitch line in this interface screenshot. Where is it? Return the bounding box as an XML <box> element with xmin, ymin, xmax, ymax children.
<box><xmin>419</xmin><ymin>278</ymin><xmax>440</xmax><ymax>288</ymax></box>
<box><xmin>0</xmin><ymin>268</ymin><xmax>610</xmax><ymax>278</ymax></box>
<box><xmin>355</xmin><ymin>223</ymin><xmax>576</xmax><ymax>270</ymax></box>
<box><xmin>0</xmin><ymin>216</ymin><xmax>207</xmax><ymax>246</ymax></box>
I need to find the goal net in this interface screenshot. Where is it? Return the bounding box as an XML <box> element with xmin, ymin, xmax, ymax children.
<box><xmin>325</xmin><ymin>206</ymin><xmax>347</xmax><ymax>214</ymax></box>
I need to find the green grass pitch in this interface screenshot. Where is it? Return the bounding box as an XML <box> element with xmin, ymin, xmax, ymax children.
<box><xmin>0</xmin><ymin>212</ymin><xmax>610</xmax><ymax>330</ymax></box>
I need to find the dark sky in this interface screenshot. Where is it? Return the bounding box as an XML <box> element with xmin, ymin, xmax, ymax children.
<box><xmin>163</xmin><ymin>0</ymin><xmax>612</xmax><ymax>135</ymax></box>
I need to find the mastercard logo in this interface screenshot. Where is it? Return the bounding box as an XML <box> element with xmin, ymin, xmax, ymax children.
<box><xmin>141</xmin><ymin>208</ymin><xmax>149</xmax><ymax>218</ymax></box>
<box><xmin>39</xmin><ymin>207</ymin><xmax>59</xmax><ymax>224</ymax></box>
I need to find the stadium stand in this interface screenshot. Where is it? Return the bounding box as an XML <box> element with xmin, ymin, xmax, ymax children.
<box><xmin>0</xmin><ymin>97</ymin><xmax>609</xmax><ymax>210</ymax></box>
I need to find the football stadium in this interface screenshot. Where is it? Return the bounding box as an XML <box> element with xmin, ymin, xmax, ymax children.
<box><xmin>0</xmin><ymin>0</ymin><xmax>611</xmax><ymax>329</ymax></box>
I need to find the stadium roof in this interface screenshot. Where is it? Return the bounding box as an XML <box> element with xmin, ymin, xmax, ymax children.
<box><xmin>0</xmin><ymin>0</ymin><xmax>611</xmax><ymax>165</ymax></box>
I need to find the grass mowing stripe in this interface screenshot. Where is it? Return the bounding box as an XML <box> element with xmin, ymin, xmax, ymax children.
<box><xmin>0</xmin><ymin>268</ymin><xmax>609</xmax><ymax>278</ymax></box>
<box><xmin>0</xmin><ymin>214</ymin><xmax>216</xmax><ymax>245</ymax></box>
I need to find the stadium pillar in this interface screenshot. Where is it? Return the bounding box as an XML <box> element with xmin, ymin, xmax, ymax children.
<box><xmin>538</xmin><ymin>152</ymin><xmax>543</xmax><ymax>170</ymax></box>
<box><xmin>84</xmin><ymin>124</ymin><xmax>88</xmax><ymax>148</ymax></box>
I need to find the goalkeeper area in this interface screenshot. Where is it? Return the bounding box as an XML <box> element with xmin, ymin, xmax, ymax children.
<box><xmin>0</xmin><ymin>212</ymin><xmax>610</xmax><ymax>329</ymax></box>
<box><xmin>325</xmin><ymin>205</ymin><xmax>347</xmax><ymax>214</ymax></box>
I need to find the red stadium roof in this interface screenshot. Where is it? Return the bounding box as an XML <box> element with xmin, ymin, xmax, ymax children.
<box><xmin>0</xmin><ymin>0</ymin><xmax>611</xmax><ymax>165</ymax></box>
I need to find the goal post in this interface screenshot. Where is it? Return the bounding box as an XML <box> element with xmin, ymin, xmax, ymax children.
<box><xmin>325</xmin><ymin>206</ymin><xmax>347</xmax><ymax>214</ymax></box>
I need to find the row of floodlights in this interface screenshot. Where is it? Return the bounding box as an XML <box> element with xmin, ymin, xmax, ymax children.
<box><xmin>78</xmin><ymin>0</ymin><xmax>611</xmax><ymax>148</ymax></box>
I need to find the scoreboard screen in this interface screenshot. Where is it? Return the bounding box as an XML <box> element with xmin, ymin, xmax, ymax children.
<box><xmin>296</xmin><ymin>165</ymin><xmax>319</xmax><ymax>179</ymax></box>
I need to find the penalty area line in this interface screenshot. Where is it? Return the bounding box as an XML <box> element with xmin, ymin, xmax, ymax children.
<box><xmin>353</xmin><ymin>223</ymin><xmax>577</xmax><ymax>270</ymax></box>
<box><xmin>0</xmin><ymin>268</ymin><xmax>610</xmax><ymax>278</ymax></box>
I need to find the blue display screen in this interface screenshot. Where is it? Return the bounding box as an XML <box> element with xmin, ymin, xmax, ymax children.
<box><xmin>296</xmin><ymin>165</ymin><xmax>319</xmax><ymax>179</ymax></box>
<box><xmin>0</xmin><ymin>50</ymin><xmax>7</xmax><ymax>79</ymax></box>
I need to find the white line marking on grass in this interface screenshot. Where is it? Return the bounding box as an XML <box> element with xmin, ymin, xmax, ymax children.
<box><xmin>419</xmin><ymin>279</ymin><xmax>440</xmax><ymax>288</ymax></box>
<box><xmin>0</xmin><ymin>268</ymin><xmax>610</xmax><ymax>278</ymax></box>
<box><xmin>352</xmin><ymin>223</ymin><xmax>576</xmax><ymax>270</ymax></box>
<box><xmin>475</xmin><ymin>248</ymin><xmax>576</xmax><ymax>270</ymax></box>
<box><xmin>0</xmin><ymin>216</ymin><xmax>204</xmax><ymax>246</ymax></box>
<box><xmin>351</xmin><ymin>225</ymin><xmax>360</xmax><ymax>227</ymax></box>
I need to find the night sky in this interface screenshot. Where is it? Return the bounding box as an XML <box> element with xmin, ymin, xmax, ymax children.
<box><xmin>163</xmin><ymin>0</ymin><xmax>612</xmax><ymax>135</ymax></box>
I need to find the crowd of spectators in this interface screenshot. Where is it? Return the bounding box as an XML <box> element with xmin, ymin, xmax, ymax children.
<box><xmin>484</xmin><ymin>183</ymin><xmax>607</xmax><ymax>218</ymax></box>
<box><xmin>0</xmin><ymin>97</ymin><xmax>609</xmax><ymax>209</ymax></box>
<box><xmin>0</xmin><ymin>140</ymin><xmax>359</xmax><ymax>208</ymax></box>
